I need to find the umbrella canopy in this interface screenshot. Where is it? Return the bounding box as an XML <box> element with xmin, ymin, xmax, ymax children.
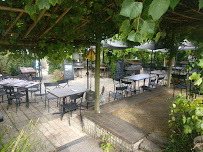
<box><xmin>101</xmin><ymin>39</ymin><xmax>129</xmax><ymax>50</ymax></box>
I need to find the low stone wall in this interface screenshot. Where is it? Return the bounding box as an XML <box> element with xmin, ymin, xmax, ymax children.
<box><xmin>83</xmin><ymin>117</ymin><xmax>143</xmax><ymax>152</ymax></box>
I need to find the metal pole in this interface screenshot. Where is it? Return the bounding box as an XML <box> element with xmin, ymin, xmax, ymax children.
<box><xmin>86</xmin><ymin>59</ymin><xmax>89</xmax><ymax>89</ymax></box>
<box><xmin>150</xmin><ymin>50</ymin><xmax>153</xmax><ymax>74</ymax></box>
<box><xmin>95</xmin><ymin>43</ymin><xmax>101</xmax><ymax>113</ymax></box>
<box><xmin>38</xmin><ymin>59</ymin><xmax>41</xmax><ymax>77</ymax></box>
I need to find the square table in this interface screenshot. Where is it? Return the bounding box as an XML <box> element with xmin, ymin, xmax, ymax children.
<box><xmin>150</xmin><ymin>70</ymin><xmax>167</xmax><ymax>76</ymax></box>
<box><xmin>48</xmin><ymin>85</ymin><xmax>88</xmax><ymax>120</ymax></box>
<box><xmin>172</xmin><ymin>66</ymin><xmax>185</xmax><ymax>74</ymax></box>
<box><xmin>125</xmin><ymin>74</ymin><xmax>156</xmax><ymax>91</ymax></box>
<box><xmin>0</xmin><ymin>78</ymin><xmax>40</xmax><ymax>107</ymax></box>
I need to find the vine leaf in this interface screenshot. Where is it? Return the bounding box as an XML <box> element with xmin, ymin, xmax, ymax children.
<box><xmin>155</xmin><ymin>32</ymin><xmax>161</xmax><ymax>42</ymax></box>
<box><xmin>195</xmin><ymin>78</ymin><xmax>202</xmax><ymax>86</ymax></box>
<box><xmin>127</xmin><ymin>30</ymin><xmax>142</xmax><ymax>42</ymax></box>
<box><xmin>120</xmin><ymin>0</ymin><xmax>143</xmax><ymax>20</ymax></box>
<box><xmin>190</xmin><ymin>72</ymin><xmax>202</xmax><ymax>86</ymax></box>
<box><xmin>198</xmin><ymin>59</ymin><xmax>203</xmax><ymax>68</ymax></box>
<box><xmin>49</xmin><ymin>0</ymin><xmax>58</xmax><ymax>6</ymax></box>
<box><xmin>190</xmin><ymin>72</ymin><xmax>200</xmax><ymax>80</ymax></box>
<box><xmin>149</xmin><ymin>0</ymin><xmax>170</xmax><ymax>21</ymax></box>
<box><xmin>107</xmin><ymin>9</ymin><xmax>113</xmax><ymax>16</ymax></box>
<box><xmin>140</xmin><ymin>19</ymin><xmax>155</xmax><ymax>35</ymax></box>
<box><xmin>25</xmin><ymin>4</ymin><xmax>36</xmax><ymax>16</ymax></box>
<box><xmin>183</xmin><ymin>124</ymin><xmax>192</xmax><ymax>134</ymax></box>
<box><xmin>36</xmin><ymin>0</ymin><xmax>50</xmax><ymax>10</ymax></box>
<box><xmin>199</xmin><ymin>0</ymin><xmax>203</xmax><ymax>10</ymax></box>
<box><xmin>120</xmin><ymin>20</ymin><xmax>131</xmax><ymax>39</ymax></box>
<box><xmin>170</xmin><ymin>0</ymin><xmax>180</xmax><ymax>10</ymax></box>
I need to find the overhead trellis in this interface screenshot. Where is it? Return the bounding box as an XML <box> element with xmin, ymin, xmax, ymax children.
<box><xmin>0</xmin><ymin>0</ymin><xmax>202</xmax><ymax>62</ymax></box>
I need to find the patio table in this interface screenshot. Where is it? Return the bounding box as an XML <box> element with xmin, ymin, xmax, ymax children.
<box><xmin>125</xmin><ymin>74</ymin><xmax>155</xmax><ymax>91</ymax></box>
<box><xmin>150</xmin><ymin>70</ymin><xmax>167</xmax><ymax>76</ymax></box>
<box><xmin>48</xmin><ymin>85</ymin><xmax>88</xmax><ymax>120</ymax></box>
<box><xmin>0</xmin><ymin>78</ymin><xmax>40</xmax><ymax>107</ymax></box>
<box><xmin>173</xmin><ymin>66</ymin><xmax>185</xmax><ymax>74</ymax></box>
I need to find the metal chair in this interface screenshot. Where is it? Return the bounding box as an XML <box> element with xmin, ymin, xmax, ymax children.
<box><xmin>113</xmin><ymin>78</ymin><xmax>123</xmax><ymax>91</ymax></box>
<box><xmin>141</xmin><ymin>78</ymin><xmax>156</xmax><ymax>92</ymax></box>
<box><xmin>0</xmin><ymin>90</ymin><xmax>6</xmax><ymax>103</ymax></box>
<box><xmin>109</xmin><ymin>86</ymin><xmax>127</xmax><ymax>101</ymax></box>
<box><xmin>149</xmin><ymin>76</ymin><xmax>165</xmax><ymax>87</ymax></box>
<box><xmin>61</xmin><ymin>92</ymin><xmax>84</xmax><ymax>125</ymax></box>
<box><xmin>57</xmin><ymin>79</ymin><xmax>69</xmax><ymax>88</ymax></box>
<box><xmin>28</xmin><ymin>77</ymin><xmax>42</xmax><ymax>98</ymax></box>
<box><xmin>4</xmin><ymin>86</ymin><xmax>25</xmax><ymax>112</ymax></box>
<box><xmin>44</xmin><ymin>82</ymin><xmax>59</xmax><ymax>112</ymax></box>
<box><xmin>121</xmin><ymin>79</ymin><xmax>135</xmax><ymax>95</ymax></box>
<box><xmin>172</xmin><ymin>74</ymin><xmax>188</xmax><ymax>98</ymax></box>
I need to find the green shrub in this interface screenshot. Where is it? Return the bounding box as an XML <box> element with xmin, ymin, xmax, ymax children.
<box><xmin>48</xmin><ymin>61</ymin><xmax>62</xmax><ymax>74</ymax></box>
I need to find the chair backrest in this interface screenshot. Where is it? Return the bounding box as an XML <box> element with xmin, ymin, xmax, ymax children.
<box><xmin>101</xmin><ymin>86</ymin><xmax>105</xmax><ymax>95</ymax></box>
<box><xmin>150</xmin><ymin>78</ymin><xmax>156</xmax><ymax>82</ymax></box>
<box><xmin>2</xmin><ymin>74</ymin><xmax>11</xmax><ymax>79</ymax></box>
<box><xmin>172</xmin><ymin>74</ymin><xmax>187</xmax><ymax>85</ymax></box>
<box><xmin>116</xmin><ymin>86</ymin><xmax>127</xmax><ymax>91</ymax></box>
<box><xmin>44</xmin><ymin>82</ymin><xmax>58</xmax><ymax>93</ymax></box>
<box><xmin>121</xmin><ymin>79</ymin><xmax>131</xmax><ymax>85</ymax></box>
<box><xmin>69</xmin><ymin>92</ymin><xmax>84</xmax><ymax>100</ymax></box>
<box><xmin>172</xmin><ymin>74</ymin><xmax>187</xmax><ymax>80</ymax></box>
<box><xmin>57</xmin><ymin>79</ymin><xmax>69</xmax><ymax>88</ymax></box>
<box><xmin>32</xmin><ymin>77</ymin><xmax>42</xmax><ymax>82</ymax></box>
<box><xmin>19</xmin><ymin>74</ymin><xmax>29</xmax><ymax>80</ymax></box>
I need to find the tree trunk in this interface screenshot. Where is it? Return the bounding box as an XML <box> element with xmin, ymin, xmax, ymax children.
<box><xmin>94</xmin><ymin>43</ymin><xmax>101</xmax><ymax>113</ymax></box>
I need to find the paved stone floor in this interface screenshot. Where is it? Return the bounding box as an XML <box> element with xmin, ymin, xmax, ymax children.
<box><xmin>0</xmin><ymin>69</ymin><xmax>166</xmax><ymax>152</ymax></box>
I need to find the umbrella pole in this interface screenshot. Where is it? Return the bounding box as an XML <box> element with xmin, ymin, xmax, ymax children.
<box><xmin>86</xmin><ymin>59</ymin><xmax>89</xmax><ymax>89</ymax></box>
<box><xmin>150</xmin><ymin>50</ymin><xmax>153</xmax><ymax>74</ymax></box>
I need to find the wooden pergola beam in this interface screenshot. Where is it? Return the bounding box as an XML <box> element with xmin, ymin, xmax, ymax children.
<box><xmin>0</xmin><ymin>6</ymin><xmax>52</xmax><ymax>17</ymax></box>
<box><xmin>3</xmin><ymin>12</ymin><xmax>23</xmax><ymax>37</ymax></box>
<box><xmin>169</xmin><ymin>10</ymin><xmax>203</xmax><ymax>21</ymax></box>
<box><xmin>179</xmin><ymin>2</ymin><xmax>203</xmax><ymax>15</ymax></box>
<box><xmin>0</xmin><ymin>5</ymin><xmax>89</xmax><ymax>21</ymax></box>
<box><xmin>37</xmin><ymin>6</ymin><xmax>75</xmax><ymax>40</ymax></box>
<box><xmin>22</xmin><ymin>9</ymin><xmax>46</xmax><ymax>39</ymax></box>
<box><xmin>71</xmin><ymin>21</ymin><xmax>89</xmax><ymax>34</ymax></box>
<box><xmin>0</xmin><ymin>40</ymin><xmax>37</xmax><ymax>47</ymax></box>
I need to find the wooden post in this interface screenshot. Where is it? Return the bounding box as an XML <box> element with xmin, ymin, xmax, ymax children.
<box><xmin>94</xmin><ymin>43</ymin><xmax>101</xmax><ymax>113</ymax></box>
<box><xmin>167</xmin><ymin>55</ymin><xmax>173</xmax><ymax>88</ymax></box>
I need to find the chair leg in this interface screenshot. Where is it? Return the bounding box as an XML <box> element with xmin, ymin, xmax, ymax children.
<box><xmin>16</xmin><ymin>99</ymin><xmax>18</xmax><ymax>113</ymax></box>
<box><xmin>57</xmin><ymin>99</ymin><xmax>58</xmax><ymax>107</ymax></box>
<box><xmin>48</xmin><ymin>100</ymin><xmax>49</xmax><ymax>113</ymax></box>
<box><xmin>173</xmin><ymin>87</ymin><xmax>175</xmax><ymax>98</ymax></box>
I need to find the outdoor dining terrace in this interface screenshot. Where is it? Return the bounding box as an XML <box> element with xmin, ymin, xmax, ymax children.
<box><xmin>1</xmin><ymin>66</ymin><xmax>200</xmax><ymax>152</ymax></box>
